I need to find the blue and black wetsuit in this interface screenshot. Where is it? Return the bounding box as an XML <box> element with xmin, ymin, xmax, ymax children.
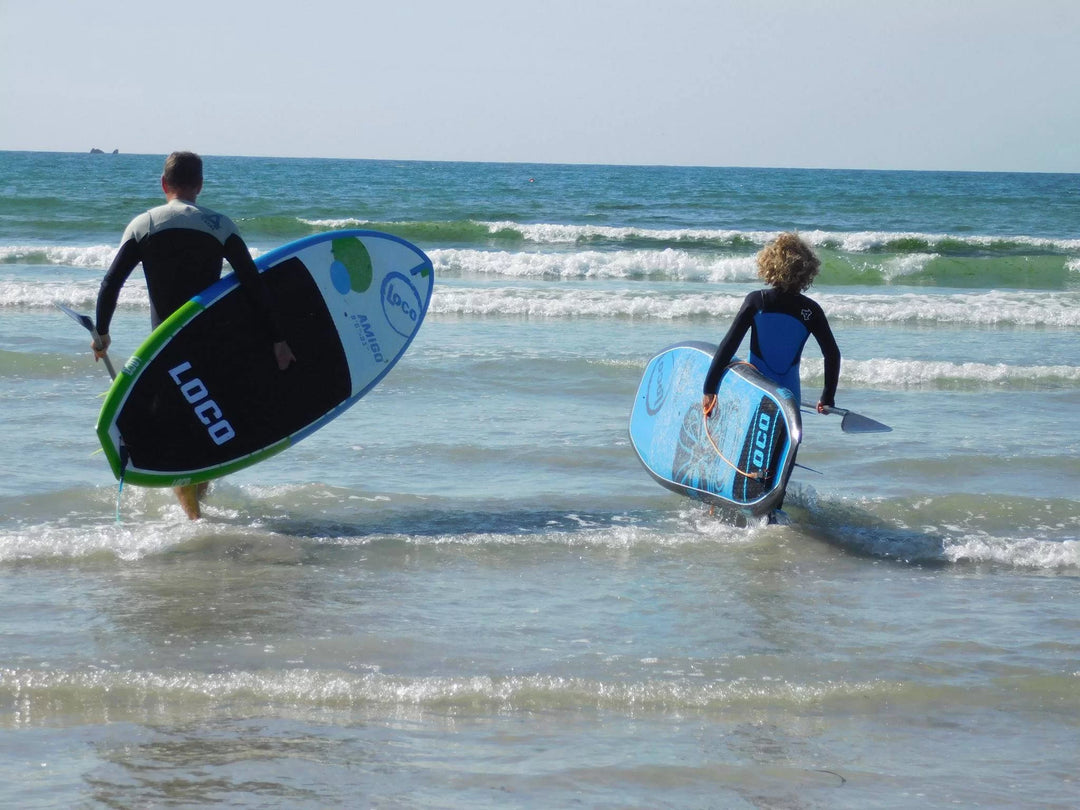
<box><xmin>703</xmin><ymin>287</ymin><xmax>841</xmax><ymax>405</ymax></box>
<box><xmin>95</xmin><ymin>198</ymin><xmax>283</xmax><ymax>339</ymax></box>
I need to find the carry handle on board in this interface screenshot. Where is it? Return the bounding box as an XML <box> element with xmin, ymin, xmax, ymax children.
<box><xmin>56</xmin><ymin>303</ymin><xmax>117</xmax><ymax>380</ymax></box>
<box><xmin>801</xmin><ymin>401</ymin><xmax>892</xmax><ymax>433</ymax></box>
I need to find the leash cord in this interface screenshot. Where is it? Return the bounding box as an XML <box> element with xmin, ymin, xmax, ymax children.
<box><xmin>702</xmin><ymin>363</ymin><xmax>769</xmax><ymax>481</ymax></box>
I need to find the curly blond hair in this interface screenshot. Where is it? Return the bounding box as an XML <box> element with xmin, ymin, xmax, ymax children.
<box><xmin>756</xmin><ymin>232</ymin><xmax>820</xmax><ymax>293</ymax></box>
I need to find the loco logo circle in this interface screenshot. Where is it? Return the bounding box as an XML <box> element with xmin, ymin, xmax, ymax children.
<box><xmin>645</xmin><ymin>354</ymin><xmax>671</xmax><ymax>416</ymax></box>
<box><xmin>381</xmin><ymin>272</ymin><xmax>423</xmax><ymax>338</ymax></box>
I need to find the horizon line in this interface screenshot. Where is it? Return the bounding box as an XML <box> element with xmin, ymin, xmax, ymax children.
<box><xmin>2</xmin><ymin>148</ymin><xmax>1077</xmax><ymax>177</ymax></box>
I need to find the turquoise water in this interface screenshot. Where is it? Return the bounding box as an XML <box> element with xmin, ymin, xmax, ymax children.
<box><xmin>1</xmin><ymin>151</ymin><xmax>1079</xmax><ymax>808</ymax></box>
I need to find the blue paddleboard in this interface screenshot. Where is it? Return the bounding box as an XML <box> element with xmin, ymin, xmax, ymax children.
<box><xmin>96</xmin><ymin>230</ymin><xmax>434</xmax><ymax>486</ymax></box>
<box><xmin>629</xmin><ymin>341</ymin><xmax>802</xmax><ymax>518</ymax></box>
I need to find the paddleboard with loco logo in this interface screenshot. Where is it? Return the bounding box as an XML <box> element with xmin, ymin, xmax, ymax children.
<box><xmin>629</xmin><ymin>341</ymin><xmax>802</xmax><ymax>519</ymax></box>
<box><xmin>96</xmin><ymin>230</ymin><xmax>434</xmax><ymax>486</ymax></box>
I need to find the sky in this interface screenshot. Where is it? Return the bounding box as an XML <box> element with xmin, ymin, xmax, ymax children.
<box><xmin>2</xmin><ymin>0</ymin><xmax>1078</xmax><ymax>172</ymax></box>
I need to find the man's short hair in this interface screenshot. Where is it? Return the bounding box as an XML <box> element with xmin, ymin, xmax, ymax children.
<box><xmin>162</xmin><ymin>151</ymin><xmax>203</xmax><ymax>191</ymax></box>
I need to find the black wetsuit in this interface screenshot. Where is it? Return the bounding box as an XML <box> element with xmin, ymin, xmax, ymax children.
<box><xmin>95</xmin><ymin>198</ymin><xmax>282</xmax><ymax>339</ymax></box>
<box><xmin>703</xmin><ymin>287</ymin><xmax>841</xmax><ymax>406</ymax></box>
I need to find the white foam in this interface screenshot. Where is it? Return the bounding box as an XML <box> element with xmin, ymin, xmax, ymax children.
<box><xmin>0</xmin><ymin>244</ymin><xmax>263</xmax><ymax>272</ymax></box>
<box><xmin>479</xmin><ymin>220</ymin><xmax>770</xmax><ymax>245</ymax></box>
<box><xmin>0</xmin><ymin>520</ymin><xmax>191</xmax><ymax>563</ymax></box>
<box><xmin>819</xmin><ymin>290</ymin><xmax>1080</xmax><ymax>328</ymax></box>
<box><xmin>0</xmin><ymin>244</ymin><xmax>118</xmax><ymax>268</ymax></box>
<box><xmin>5</xmin><ymin>251</ymin><xmax>1078</xmax><ymax>330</ymax></box>
<box><xmin>0</xmin><ymin>277</ymin><xmax>147</xmax><ymax>309</ymax></box>
<box><xmin>0</xmin><ymin>666</ymin><xmax>888</xmax><ymax>718</ymax></box>
<box><xmin>797</xmin><ymin>228</ymin><xmax>1080</xmax><ymax>254</ymax></box>
<box><xmin>301</xmin><ymin>217</ymin><xmax>373</xmax><ymax>229</ymax></box>
<box><xmin>429</xmin><ymin>248</ymin><xmax>756</xmax><ymax>282</ymax></box>
<box><xmin>478</xmin><ymin>223</ymin><xmax>1080</xmax><ymax>254</ymax></box>
<box><xmin>295</xmin><ymin>220</ymin><xmax>1080</xmax><ymax>254</ymax></box>
<box><xmin>878</xmin><ymin>253</ymin><xmax>938</xmax><ymax>280</ymax></box>
<box><xmin>802</xmin><ymin>357</ymin><xmax>1080</xmax><ymax>388</ymax></box>
<box><xmin>943</xmin><ymin>534</ymin><xmax>1080</xmax><ymax>568</ymax></box>
<box><xmin>428</xmin><ymin>287</ymin><xmax>740</xmax><ymax>319</ymax></box>
<box><xmin>0</xmin><ymin>278</ymin><xmax>87</xmax><ymax>308</ymax></box>
<box><xmin>426</xmin><ymin>286</ymin><xmax>1080</xmax><ymax>328</ymax></box>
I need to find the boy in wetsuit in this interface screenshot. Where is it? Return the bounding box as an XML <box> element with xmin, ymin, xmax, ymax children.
<box><xmin>91</xmin><ymin>151</ymin><xmax>296</xmax><ymax>520</ymax></box>
<box><xmin>701</xmin><ymin>232</ymin><xmax>841</xmax><ymax>417</ymax></box>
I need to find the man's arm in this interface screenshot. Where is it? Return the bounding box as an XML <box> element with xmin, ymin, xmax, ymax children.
<box><xmin>96</xmin><ymin>238</ymin><xmax>141</xmax><ymax>336</ymax></box>
<box><xmin>92</xmin><ymin>238</ymin><xmax>142</xmax><ymax>358</ymax></box>
<box><xmin>223</xmin><ymin>233</ymin><xmax>295</xmax><ymax>369</ymax></box>
<box><xmin>222</xmin><ymin>233</ymin><xmax>284</xmax><ymax>340</ymax></box>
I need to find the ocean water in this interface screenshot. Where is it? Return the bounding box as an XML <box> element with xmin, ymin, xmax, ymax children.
<box><xmin>1</xmin><ymin>151</ymin><xmax>1078</xmax><ymax>808</ymax></box>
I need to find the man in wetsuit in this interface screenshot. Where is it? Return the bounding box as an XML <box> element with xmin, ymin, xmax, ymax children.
<box><xmin>92</xmin><ymin>151</ymin><xmax>295</xmax><ymax>520</ymax></box>
<box><xmin>702</xmin><ymin>232</ymin><xmax>841</xmax><ymax>416</ymax></box>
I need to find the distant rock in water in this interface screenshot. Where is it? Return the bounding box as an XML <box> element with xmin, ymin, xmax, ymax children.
<box><xmin>89</xmin><ymin>148</ymin><xmax>120</xmax><ymax>154</ymax></box>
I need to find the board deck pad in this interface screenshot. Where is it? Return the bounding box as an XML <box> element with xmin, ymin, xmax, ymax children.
<box><xmin>96</xmin><ymin>230</ymin><xmax>433</xmax><ymax>486</ymax></box>
<box><xmin>629</xmin><ymin>341</ymin><xmax>802</xmax><ymax>518</ymax></box>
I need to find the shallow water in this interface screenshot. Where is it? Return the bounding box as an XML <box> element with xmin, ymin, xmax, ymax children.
<box><xmin>1</xmin><ymin>152</ymin><xmax>1078</xmax><ymax>807</ymax></box>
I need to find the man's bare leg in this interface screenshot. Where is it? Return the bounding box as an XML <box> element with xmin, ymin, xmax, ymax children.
<box><xmin>174</xmin><ymin>482</ymin><xmax>209</xmax><ymax>520</ymax></box>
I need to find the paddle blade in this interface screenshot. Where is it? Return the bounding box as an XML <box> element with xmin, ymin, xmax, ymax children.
<box><xmin>801</xmin><ymin>401</ymin><xmax>892</xmax><ymax>434</ymax></box>
<box><xmin>55</xmin><ymin>302</ymin><xmax>117</xmax><ymax>380</ymax></box>
<box><xmin>839</xmin><ymin>411</ymin><xmax>892</xmax><ymax>433</ymax></box>
<box><xmin>56</xmin><ymin>302</ymin><xmax>95</xmax><ymax>333</ymax></box>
